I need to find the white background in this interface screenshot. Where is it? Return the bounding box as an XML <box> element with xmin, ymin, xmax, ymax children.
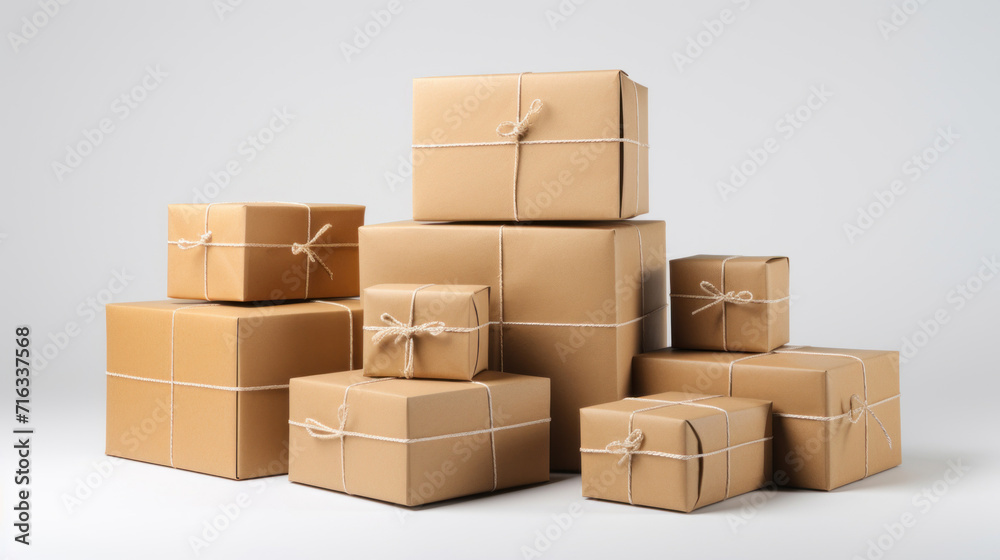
<box><xmin>2</xmin><ymin>0</ymin><xmax>999</xmax><ymax>558</ymax></box>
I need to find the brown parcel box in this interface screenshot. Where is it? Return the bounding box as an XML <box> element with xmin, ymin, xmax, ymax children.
<box><xmin>670</xmin><ymin>255</ymin><xmax>790</xmax><ymax>352</ymax></box>
<box><xmin>632</xmin><ymin>347</ymin><xmax>902</xmax><ymax>490</ymax></box>
<box><xmin>288</xmin><ymin>370</ymin><xmax>550</xmax><ymax>506</ymax></box>
<box><xmin>105</xmin><ymin>299</ymin><xmax>362</xmax><ymax>479</ymax></box>
<box><xmin>581</xmin><ymin>392</ymin><xmax>771</xmax><ymax>512</ymax></box>
<box><xmin>168</xmin><ymin>202</ymin><xmax>364</xmax><ymax>301</ymax></box>
<box><xmin>363</xmin><ymin>284</ymin><xmax>490</xmax><ymax>380</ymax></box>
<box><xmin>360</xmin><ymin>221</ymin><xmax>668</xmax><ymax>471</ymax></box>
<box><xmin>411</xmin><ymin>70</ymin><xmax>649</xmax><ymax>222</ymax></box>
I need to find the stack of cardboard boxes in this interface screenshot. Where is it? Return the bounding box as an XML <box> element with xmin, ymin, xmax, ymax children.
<box><xmin>105</xmin><ymin>69</ymin><xmax>901</xmax><ymax>512</ymax></box>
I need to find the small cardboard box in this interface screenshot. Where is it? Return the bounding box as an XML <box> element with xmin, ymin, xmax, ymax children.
<box><xmin>581</xmin><ymin>392</ymin><xmax>772</xmax><ymax>512</ymax></box>
<box><xmin>105</xmin><ymin>299</ymin><xmax>362</xmax><ymax>479</ymax></box>
<box><xmin>412</xmin><ymin>70</ymin><xmax>648</xmax><ymax>221</ymax></box>
<box><xmin>360</xmin><ymin>220</ymin><xmax>668</xmax><ymax>471</ymax></box>
<box><xmin>632</xmin><ymin>346</ymin><xmax>902</xmax><ymax>490</ymax></box>
<box><xmin>363</xmin><ymin>284</ymin><xmax>490</xmax><ymax>380</ymax></box>
<box><xmin>288</xmin><ymin>370</ymin><xmax>550</xmax><ymax>506</ymax></box>
<box><xmin>670</xmin><ymin>255</ymin><xmax>790</xmax><ymax>352</ymax></box>
<box><xmin>167</xmin><ymin>202</ymin><xmax>364</xmax><ymax>301</ymax></box>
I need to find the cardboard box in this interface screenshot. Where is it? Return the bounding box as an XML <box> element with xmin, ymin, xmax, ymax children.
<box><xmin>167</xmin><ymin>202</ymin><xmax>365</xmax><ymax>301</ymax></box>
<box><xmin>359</xmin><ymin>220</ymin><xmax>668</xmax><ymax>471</ymax></box>
<box><xmin>363</xmin><ymin>284</ymin><xmax>490</xmax><ymax>380</ymax></box>
<box><xmin>105</xmin><ymin>299</ymin><xmax>362</xmax><ymax>479</ymax></box>
<box><xmin>288</xmin><ymin>370</ymin><xmax>550</xmax><ymax>506</ymax></box>
<box><xmin>670</xmin><ymin>255</ymin><xmax>790</xmax><ymax>352</ymax></box>
<box><xmin>581</xmin><ymin>392</ymin><xmax>771</xmax><ymax>512</ymax></box>
<box><xmin>631</xmin><ymin>346</ymin><xmax>902</xmax><ymax>490</ymax></box>
<box><xmin>412</xmin><ymin>70</ymin><xmax>648</xmax><ymax>221</ymax></box>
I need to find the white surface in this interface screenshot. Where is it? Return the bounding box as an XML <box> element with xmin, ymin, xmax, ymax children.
<box><xmin>2</xmin><ymin>1</ymin><xmax>999</xmax><ymax>558</ymax></box>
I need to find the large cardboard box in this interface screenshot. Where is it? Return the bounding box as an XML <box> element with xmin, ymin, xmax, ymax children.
<box><xmin>167</xmin><ymin>202</ymin><xmax>364</xmax><ymax>301</ymax></box>
<box><xmin>581</xmin><ymin>392</ymin><xmax>772</xmax><ymax>512</ymax></box>
<box><xmin>105</xmin><ymin>299</ymin><xmax>362</xmax><ymax>479</ymax></box>
<box><xmin>412</xmin><ymin>70</ymin><xmax>648</xmax><ymax>221</ymax></box>
<box><xmin>363</xmin><ymin>283</ymin><xmax>490</xmax><ymax>380</ymax></box>
<box><xmin>670</xmin><ymin>255</ymin><xmax>790</xmax><ymax>352</ymax></box>
<box><xmin>632</xmin><ymin>346</ymin><xmax>902</xmax><ymax>490</ymax></box>
<box><xmin>288</xmin><ymin>370</ymin><xmax>550</xmax><ymax>506</ymax></box>
<box><xmin>359</xmin><ymin>220</ymin><xmax>668</xmax><ymax>470</ymax></box>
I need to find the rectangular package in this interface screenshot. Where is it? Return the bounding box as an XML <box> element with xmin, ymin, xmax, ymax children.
<box><xmin>105</xmin><ymin>299</ymin><xmax>362</xmax><ymax>479</ymax></box>
<box><xmin>363</xmin><ymin>284</ymin><xmax>490</xmax><ymax>380</ymax></box>
<box><xmin>670</xmin><ymin>255</ymin><xmax>790</xmax><ymax>352</ymax></box>
<box><xmin>167</xmin><ymin>202</ymin><xmax>365</xmax><ymax>301</ymax></box>
<box><xmin>412</xmin><ymin>70</ymin><xmax>648</xmax><ymax>221</ymax></box>
<box><xmin>631</xmin><ymin>346</ymin><xmax>902</xmax><ymax>490</ymax></box>
<box><xmin>359</xmin><ymin>220</ymin><xmax>668</xmax><ymax>471</ymax></box>
<box><xmin>288</xmin><ymin>370</ymin><xmax>550</xmax><ymax>506</ymax></box>
<box><xmin>581</xmin><ymin>392</ymin><xmax>772</xmax><ymax>512</ymax></box>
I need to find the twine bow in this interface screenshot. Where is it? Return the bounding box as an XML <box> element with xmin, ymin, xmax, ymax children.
<box><xmin>372</xmin><ymin>312</ymin><xmax>446</xmax><ymax>378</ymax></box>
<box><xmin>605</xmin><ymin>428</ymin><xmax>644</xmax><ymax>466</ymax></box>
<box><xmin>176</xmin><ymin>231</ymin><xmax>213</xmax><ymax>250</ymax></box>
<box><xmin>848</xmin><ymin>394</ymin><xmax>893</xmax><ymax>448</ymax></box>
<box><xmin>496</xmin><ymin>99</ymin><xmax>542</xmax><ymax>139</ymax></box>
<box><xmin>291</xmin><ymin>223</ymin><xmax>336</xmax><ymax>280</ymax></box>
<box><xmin>302</xmin><ymin>404</ymin><xmax>350</xmax><ymax>440</ymax></box>
<box><xmin>690</xmin><ymin>280</ymin><xmax>755</xmax><ymax>315</ymax></box>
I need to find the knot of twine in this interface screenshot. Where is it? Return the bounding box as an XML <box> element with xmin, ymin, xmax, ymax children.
<box><xmin>176</xmin><ymin>231</ymin><xmax>213</xmax><ymax>250</ymax></box>
<box><xmin>496</xmin><ymin>99</ymin><xmax>542</xmax><ymax>139</ymax></box>
<box><xmin>302</xmin><ymin>404</ymin><xmax>350</xmax><ymax>440</ymax></box>
<box><xmin>371</xmin><ymin>312</ymin><xmax>446</xmax><ymax>378</ymax></box>
<box><xmin>690</xmin><ymin>280</ymin><xmax>755</xmax><ymax>315</ymax></box>
<box><xmin>848</xmin><ymin>394</ymin><xmax>893</xmax><ymax>449</ymax></box>
<box><xmin>605</xmin><ymin>428</ymin><xmax>644</xmax><ymax>466</ymax></box>
<box><xmin>291</xmin><ymin>223</ymin><xmax>336</xmax><ymax>280</ymax></box>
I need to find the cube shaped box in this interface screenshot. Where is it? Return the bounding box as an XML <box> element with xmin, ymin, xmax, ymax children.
<box><xmin>412</xmin><ymin>70</ymin><xmax>648</xmax><ymax>221</ymax></box>
<box><xmin>631</xmin><ymin>346</ymin><xmax>902</xmax><ymax>490</ymax></box>
<box><xmin>359</xmin><ymin>220</ymin><xmax>668</xmax><ymax>471</ymax></box>
<box><xmin>288</xmin><ymin>370</ymin><xmax>550</xmax><ymax>506</ymax></box>
<box><xmin>363</xmin><ymin>284</ymin><xmax>490</xmax><ymax>380</ymax></box>
<box><xmin>105</xmin><ymin>299</ymin><xmax>362</xmax><ymax>479</ymax></box>
<box><xmin>581</xmin><ymin>392</ymin><xmax>772</xmax><ymax>512</ymax></box>
<box><xmin>670</xmin><ymin>255</ymin><xmax>790</xmax><ymax>352</ymax></box>
<box><xmin>167</xmin><ymin>202</ymin><xmax>365</xmax><ymax>302</ymax></box>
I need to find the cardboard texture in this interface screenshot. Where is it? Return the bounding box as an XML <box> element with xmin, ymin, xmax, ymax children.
<box><xmin>411</xmin><ymin>70</ymin><xmax>649</xmax><ymax>221</ymax></box>
<box><xmin>288</xmin><ymin>370</ymin><xmax>550</xmax><ymax>506</ymax></box>
<box><xmin>363</xmin><ymin>284</ymin><xmax>490</xmax><ymax>380</ymax></box>
<box><xmin>359</xmin><ymin>220</ymin><xmax>668</xmax><ymax>471</ymax></box>
<box><xmin>580</xmin><ymin>392</ymin><xmax>771</xmax><ymax>512</ymax></box>
<box><xmin>105</xmin><ymin>299</ymin><xmax>363</xmax><ymax>479</ymax></box>
<box><xmin>167</xmin><ymin>202</ymin><xmax>365</xmax><ymax>301</ymax></box>
<box><xmin>670</xmin><ymin>255</ymin><xmax>790</xmax><ymax>352</ymax></box>
<box><xmin>631</xmin><ymin>346</ymin><xmax>902</xmax><ymax>490</ymax></box>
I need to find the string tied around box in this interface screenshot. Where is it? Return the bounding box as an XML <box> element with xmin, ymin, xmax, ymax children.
<box><xmin>168</xmin><ymin>202</ymin><xmax>358</xmax><ymax>299</ymax></box>
<box><xmin>669</xmin><ymin>256</ymin><xmax>790</xmax><ymax>350</ymax></box>
<box><xmin>411</xmin><ymin>72</ymin><xmax>647</xmax><ymax>222</ymax></box>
